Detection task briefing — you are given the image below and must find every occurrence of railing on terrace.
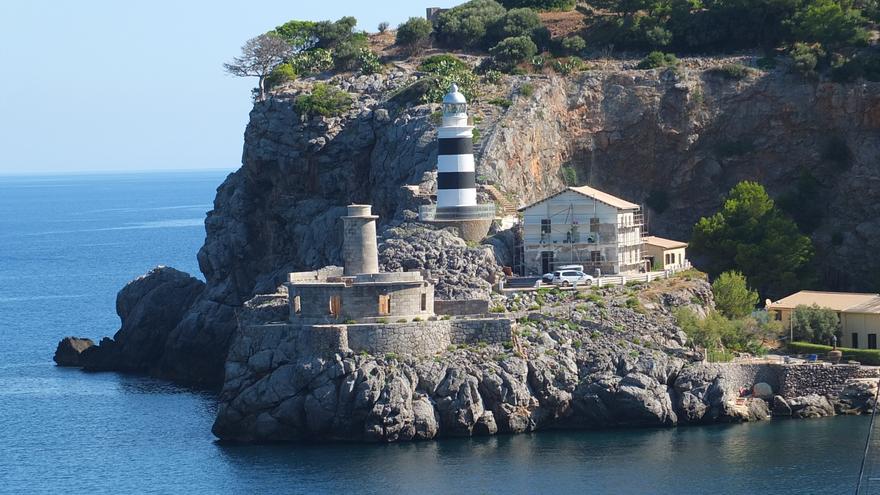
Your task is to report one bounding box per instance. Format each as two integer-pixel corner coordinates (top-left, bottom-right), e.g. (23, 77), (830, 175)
(499, 261), (693, 292)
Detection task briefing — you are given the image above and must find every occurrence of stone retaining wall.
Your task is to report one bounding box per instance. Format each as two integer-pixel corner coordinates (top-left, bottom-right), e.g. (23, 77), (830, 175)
(243, 318), (513, 360)
(705, 362), (880, 398)
(434, 299), (490, 316)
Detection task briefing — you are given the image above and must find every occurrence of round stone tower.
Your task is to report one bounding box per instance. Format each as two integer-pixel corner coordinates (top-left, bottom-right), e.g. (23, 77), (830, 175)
(342, 204), (379, 276)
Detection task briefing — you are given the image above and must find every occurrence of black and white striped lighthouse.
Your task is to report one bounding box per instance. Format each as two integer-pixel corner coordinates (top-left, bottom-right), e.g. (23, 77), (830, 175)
(437, 83), (477, 210)
(418, 84), (495, 242)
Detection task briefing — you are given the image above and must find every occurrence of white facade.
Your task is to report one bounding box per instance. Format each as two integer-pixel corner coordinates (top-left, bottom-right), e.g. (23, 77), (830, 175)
(520, 187), (643, 275)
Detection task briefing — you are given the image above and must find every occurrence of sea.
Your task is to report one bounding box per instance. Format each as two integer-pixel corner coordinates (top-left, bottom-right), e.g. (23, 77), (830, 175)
(0, 170), (878, 494)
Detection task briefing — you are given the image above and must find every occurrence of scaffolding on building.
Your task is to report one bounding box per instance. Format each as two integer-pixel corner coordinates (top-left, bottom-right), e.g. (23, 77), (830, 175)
(516, 200), (647, 276)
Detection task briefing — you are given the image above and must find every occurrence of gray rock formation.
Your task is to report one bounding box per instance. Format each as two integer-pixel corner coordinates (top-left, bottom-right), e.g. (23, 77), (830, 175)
(76, 266), (205, 378)
(53, 337), (94, 367)
(71, 60), (880, 388)
(212, 284), (795, 443)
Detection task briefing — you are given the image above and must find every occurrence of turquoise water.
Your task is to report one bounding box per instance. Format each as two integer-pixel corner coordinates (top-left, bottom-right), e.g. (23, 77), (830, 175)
(0, 171), (875, 494)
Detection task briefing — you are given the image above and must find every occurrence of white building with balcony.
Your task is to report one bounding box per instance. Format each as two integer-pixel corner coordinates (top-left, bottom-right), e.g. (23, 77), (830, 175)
(518, 186), (643, 276)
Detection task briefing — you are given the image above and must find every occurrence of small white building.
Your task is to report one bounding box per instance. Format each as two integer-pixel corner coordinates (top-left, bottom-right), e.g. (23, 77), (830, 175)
(518, 186), (643, 276)
(642, 236), (688, 270)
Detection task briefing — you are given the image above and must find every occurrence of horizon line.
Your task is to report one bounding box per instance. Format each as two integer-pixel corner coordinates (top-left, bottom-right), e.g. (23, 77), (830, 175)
(0, 166), (239, 177)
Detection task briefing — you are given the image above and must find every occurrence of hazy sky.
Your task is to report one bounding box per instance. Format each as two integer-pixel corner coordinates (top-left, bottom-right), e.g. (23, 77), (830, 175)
(0, 1), (459, 174)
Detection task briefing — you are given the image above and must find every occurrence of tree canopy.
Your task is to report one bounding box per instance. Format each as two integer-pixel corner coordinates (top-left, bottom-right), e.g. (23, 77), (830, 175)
(791, 304), (841, 344)
(690, 181), (815, 299)
(223, 33), (294, 101)
(711, 271), (760, 319)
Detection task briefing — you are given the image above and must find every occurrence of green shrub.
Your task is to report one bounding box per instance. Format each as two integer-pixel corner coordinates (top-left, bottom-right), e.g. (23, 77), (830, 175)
(396, 318), (408, 323)
(378, 21), (389, 33)
(790, 42), (825, 76)
(490, 36), (538, 70)
(484, 69), (504, 84)
(788, 341), (880, 365)
(490, 305), (506, 313)
(434, 0), (507, 49)
(560, 35), (586, 55)
(561, 165), (578, 185)
(413, 317), (423, 322)
(357, 48), (382, 75)
(377, 318), (388, 324)
(385, 352), (399, 361)
(493, 8), (545, 42)
(572, 339), (583, 349)
(625, 296), (646, 314)
(417, 54), (479, 103)
(552, 56), (586, 75)
(708, 63), (751, 80)
(711, 271), (759, 319)
(520, 82), (535, 97)
(637, 51), (679, 70)
(396, 17), (433, 51)
(265, 62), (297, 89)
(441, 315), (452, 320)
(343, 319), (356, 324)
(294, 83), (352, 117)
(290, 48), (334, 76)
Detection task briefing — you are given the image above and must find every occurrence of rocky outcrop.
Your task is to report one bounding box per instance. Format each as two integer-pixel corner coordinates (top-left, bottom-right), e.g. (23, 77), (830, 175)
(53, 337), (94, 367)
(379, 223), (503, 300)
(74, 267), (206, 378)
(212, 285), (793, 443)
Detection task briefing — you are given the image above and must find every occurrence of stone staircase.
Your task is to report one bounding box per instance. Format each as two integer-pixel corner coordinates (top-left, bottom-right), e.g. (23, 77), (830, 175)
(481, 184), (519, 218)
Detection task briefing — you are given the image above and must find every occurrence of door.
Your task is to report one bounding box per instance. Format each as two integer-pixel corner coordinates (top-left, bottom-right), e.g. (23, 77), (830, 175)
(541, 251), (554, 274)
(869, 334), (877, 350)
(852, 333), (859, 349)
(378, 294), (391, 315)
(329, 295), (342, 318)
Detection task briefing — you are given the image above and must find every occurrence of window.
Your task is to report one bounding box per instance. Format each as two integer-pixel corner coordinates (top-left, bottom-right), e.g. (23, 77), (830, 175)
(590, 251), (601, 263)
(378, 294), (391, 316)
(541, 219), (551, 234)
(329, 295), (342, 317)
(869, 334), (877, 350)
(421, 293), (427, 312)
(774, 311), (782, 322)
(852, 333), (859, 349)
(293, 295), (301, 315)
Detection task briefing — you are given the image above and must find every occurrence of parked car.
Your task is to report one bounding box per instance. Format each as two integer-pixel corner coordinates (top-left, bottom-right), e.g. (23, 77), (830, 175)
(551, 270), (594, 287)
(542, 265), (584, 285)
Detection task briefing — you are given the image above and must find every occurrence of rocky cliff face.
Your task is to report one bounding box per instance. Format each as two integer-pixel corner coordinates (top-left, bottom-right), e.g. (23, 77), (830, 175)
(70, 58), (880, 387)
(211, 281), (875, 443)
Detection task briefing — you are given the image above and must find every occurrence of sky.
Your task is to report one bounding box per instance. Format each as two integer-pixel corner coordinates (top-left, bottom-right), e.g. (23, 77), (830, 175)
(0, 0), (460, 174)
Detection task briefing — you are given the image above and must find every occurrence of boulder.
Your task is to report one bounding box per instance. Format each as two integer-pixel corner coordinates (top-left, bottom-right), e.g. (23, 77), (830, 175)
(53, 337), (94, 367)
(80, 266), (205, 375)
(788, 394), (836, 418)
(752, 382), (773, 399)
(771, 395), (792, 417)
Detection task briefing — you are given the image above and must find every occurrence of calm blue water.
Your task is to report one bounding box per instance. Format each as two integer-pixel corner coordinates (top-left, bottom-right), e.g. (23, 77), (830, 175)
(0, 171), (876, 494)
